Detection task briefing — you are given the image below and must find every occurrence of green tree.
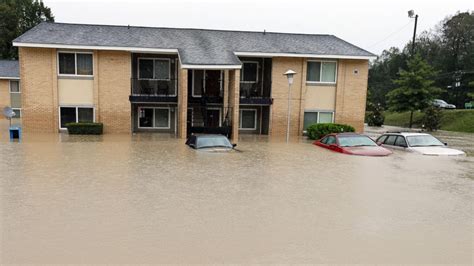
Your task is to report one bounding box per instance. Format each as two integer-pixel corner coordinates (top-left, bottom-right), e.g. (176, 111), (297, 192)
(0, 0), (54, 59)
(387, 55), (442, 128)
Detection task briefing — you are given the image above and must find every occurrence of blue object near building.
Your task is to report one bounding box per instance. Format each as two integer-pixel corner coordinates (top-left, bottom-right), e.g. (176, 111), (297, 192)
(9, 126), (21, 142)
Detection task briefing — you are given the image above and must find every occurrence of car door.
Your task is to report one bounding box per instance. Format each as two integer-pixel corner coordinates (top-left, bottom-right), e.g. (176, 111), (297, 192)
(381, 135), (398, 149)
(393, 136), (408, 150)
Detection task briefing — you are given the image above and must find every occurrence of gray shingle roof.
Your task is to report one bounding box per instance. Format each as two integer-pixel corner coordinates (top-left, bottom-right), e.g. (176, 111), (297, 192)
(14, 22), (375, 66)
(0, 60), (19, 78)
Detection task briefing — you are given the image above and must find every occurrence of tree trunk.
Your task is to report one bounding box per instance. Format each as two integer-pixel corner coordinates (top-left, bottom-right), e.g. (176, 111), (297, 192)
(409, 110), (414, 129)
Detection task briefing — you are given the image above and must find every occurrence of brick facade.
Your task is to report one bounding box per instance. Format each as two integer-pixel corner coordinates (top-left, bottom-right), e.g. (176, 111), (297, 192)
(97, 51), (132, 133)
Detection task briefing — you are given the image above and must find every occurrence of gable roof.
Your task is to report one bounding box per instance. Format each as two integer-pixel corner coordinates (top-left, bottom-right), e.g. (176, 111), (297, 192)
(13, 22), (375, 68)
(0, 60), (19, 79)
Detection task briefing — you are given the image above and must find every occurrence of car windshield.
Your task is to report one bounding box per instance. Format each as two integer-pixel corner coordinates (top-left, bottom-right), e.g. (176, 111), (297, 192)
(338, 135), (377, 147)
(196, 136), (232, 149)
(406, 135), (444, 147)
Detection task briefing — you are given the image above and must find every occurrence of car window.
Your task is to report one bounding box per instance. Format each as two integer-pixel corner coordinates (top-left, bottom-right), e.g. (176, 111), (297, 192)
(394, 136), (408, 147)
(376, 135), (388, 143)
(326, 136), (336, 145)
(384, 135), (397, 145)
(196, 136), (232, 149)
(320, 136), (328, 144)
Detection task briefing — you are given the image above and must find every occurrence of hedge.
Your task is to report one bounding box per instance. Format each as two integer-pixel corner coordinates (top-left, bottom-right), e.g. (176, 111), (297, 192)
(66, 122), (103, 135)
(306, 123), (355, 140)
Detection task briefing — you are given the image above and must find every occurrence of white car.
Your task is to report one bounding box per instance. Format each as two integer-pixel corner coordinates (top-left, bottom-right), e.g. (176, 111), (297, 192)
(433, 99), (456, 109)
(375, 132), (465, 156)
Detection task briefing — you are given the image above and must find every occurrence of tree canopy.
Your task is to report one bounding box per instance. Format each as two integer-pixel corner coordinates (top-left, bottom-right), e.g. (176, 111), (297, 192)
(0, 0), (54, 59)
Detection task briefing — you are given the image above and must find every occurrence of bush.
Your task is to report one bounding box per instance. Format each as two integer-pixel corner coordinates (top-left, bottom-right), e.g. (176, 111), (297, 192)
(366, 103), (385, 127)
(422, 106), (442, 131)
(306, 123), (355, 140)
(66, 122), (103, 135)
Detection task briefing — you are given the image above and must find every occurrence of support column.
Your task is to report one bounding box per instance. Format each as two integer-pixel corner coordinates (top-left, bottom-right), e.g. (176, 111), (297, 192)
(228, 69), (240, 143)
(177, 66), (188, 138)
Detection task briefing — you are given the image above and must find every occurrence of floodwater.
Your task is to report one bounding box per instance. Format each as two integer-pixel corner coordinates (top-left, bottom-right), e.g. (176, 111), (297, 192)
(1, 121), (473, 264)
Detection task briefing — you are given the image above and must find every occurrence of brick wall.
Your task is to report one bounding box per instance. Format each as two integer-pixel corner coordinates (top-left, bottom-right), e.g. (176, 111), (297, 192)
(19, 47), (57, 132)
(270, 57), (305, 137)
(334, 59), (369, 132)
(97, 51), (132, 133)
(0, 80), (10, 119)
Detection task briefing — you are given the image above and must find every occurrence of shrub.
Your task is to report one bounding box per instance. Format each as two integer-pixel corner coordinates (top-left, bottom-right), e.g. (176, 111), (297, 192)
(366, 103), (385, 127)
(306, 123), (355, 140)
(66, 122), (103, 135)
(422, 106), (442, 131)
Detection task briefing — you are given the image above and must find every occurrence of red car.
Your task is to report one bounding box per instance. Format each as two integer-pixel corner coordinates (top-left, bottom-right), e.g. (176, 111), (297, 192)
(313, 133), (392, 156)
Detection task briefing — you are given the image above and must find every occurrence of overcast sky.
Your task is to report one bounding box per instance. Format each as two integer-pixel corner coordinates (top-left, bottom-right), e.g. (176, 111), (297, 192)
(43, 0), (472, 55)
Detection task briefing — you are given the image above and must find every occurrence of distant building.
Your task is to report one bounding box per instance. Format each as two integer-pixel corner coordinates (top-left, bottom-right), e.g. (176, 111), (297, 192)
(13, 22), (375, 141)
(0, 60), (21, 119)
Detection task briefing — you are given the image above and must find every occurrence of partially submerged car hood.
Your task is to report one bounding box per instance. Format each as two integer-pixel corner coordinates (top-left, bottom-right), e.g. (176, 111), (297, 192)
(409, 146), (465, 156)
(343, 146), (392, 156)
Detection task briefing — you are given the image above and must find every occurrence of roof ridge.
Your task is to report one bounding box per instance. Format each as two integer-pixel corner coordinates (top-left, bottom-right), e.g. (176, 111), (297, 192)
(42, 21), (334, 37)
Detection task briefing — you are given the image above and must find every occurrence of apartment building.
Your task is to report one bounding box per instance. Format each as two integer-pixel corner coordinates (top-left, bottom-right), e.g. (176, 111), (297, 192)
(0, 60), (21, 119)
(13, 22), (375, 141)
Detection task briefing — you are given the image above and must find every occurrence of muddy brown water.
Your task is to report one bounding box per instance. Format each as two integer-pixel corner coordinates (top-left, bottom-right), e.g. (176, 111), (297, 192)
(1, 122), (473, 264)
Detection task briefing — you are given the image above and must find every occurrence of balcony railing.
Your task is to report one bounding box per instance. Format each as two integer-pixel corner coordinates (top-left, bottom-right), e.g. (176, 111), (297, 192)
(239, 82), (273, 105)
(131, 78), (177, 96)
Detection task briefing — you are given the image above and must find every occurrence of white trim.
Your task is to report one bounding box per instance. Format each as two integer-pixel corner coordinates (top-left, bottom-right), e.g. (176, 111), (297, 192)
(11, 108), (21, 118)
(306, 60), (337, 84)
(59, 106), (95, 130)
(57, 51), (94, 77)
(137, 57), (171, 81)
(234, 51), (376, 60)
(137, 107), (171, 129)
(0, 77), (20, 80)
(14, 42), (179, 54)
(239, 108), (257, 130)
(9, 80), (20, 93)
(240, 61), (259, 83)
(181, 64), (241, 70)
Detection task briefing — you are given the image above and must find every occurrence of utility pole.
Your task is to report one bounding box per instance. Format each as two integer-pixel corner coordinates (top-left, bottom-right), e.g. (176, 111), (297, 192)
(408, 10), (418, 56)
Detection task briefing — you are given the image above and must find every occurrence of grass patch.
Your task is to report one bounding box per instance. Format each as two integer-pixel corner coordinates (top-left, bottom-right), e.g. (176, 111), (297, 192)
(384, 110), (474, 133)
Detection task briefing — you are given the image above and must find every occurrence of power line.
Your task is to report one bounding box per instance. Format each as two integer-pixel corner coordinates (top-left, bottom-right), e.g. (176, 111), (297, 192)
(368, 21), (413, 50)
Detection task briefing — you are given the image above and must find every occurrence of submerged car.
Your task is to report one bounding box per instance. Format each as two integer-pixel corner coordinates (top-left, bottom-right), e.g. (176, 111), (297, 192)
(433, 99), (456, 109)
(186, 134), (236, 151)
(376, 132), (465, 156)
(314, 133), (392, 156)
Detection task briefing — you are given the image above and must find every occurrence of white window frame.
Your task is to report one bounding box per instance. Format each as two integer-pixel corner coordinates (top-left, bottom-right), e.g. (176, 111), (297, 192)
(57, 51), (94, 77)
(9, 80), (20, 93)
(11, 108), (21, 118)
(137, 107), (171, 129)
(59, 106), (95, 130)
(137, 58), (171, 81)
(192, 70), (223, 97)
(306, 60), (337, 84)
(304, 110), (335, 127)
(240, 61), (259, 83)
(239, 109), (257, 130)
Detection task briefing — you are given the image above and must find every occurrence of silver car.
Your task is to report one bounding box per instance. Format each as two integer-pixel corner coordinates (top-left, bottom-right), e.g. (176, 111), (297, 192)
(376, 132), (465, 156)
(433, 99), (456, 109)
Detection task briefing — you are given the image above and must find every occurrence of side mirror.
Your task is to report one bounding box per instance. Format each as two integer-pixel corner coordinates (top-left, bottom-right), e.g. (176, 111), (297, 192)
(376, 142), (382, 146)
(232, 143), (237, 148)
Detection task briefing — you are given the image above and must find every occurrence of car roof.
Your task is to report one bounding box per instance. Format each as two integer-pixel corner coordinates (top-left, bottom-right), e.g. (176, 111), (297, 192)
(194, 134), (228, 138)
(382, 132), (430, 137)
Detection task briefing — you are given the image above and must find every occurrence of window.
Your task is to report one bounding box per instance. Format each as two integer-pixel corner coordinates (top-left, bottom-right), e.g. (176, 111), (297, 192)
(138, 107), (170, 129)
(60, 106), (94, 129)
(58, 52), (93, 76)
(395, 136), (408, 147)
(326, 136), (337, 145)
(240, 109), (257, 130)
(9, 80), (20, 93)
(376, 135), (388, 144)
(241, 62), (258, 83)
(384, 135), (397, 146)
(192, 70), (223, 97)
(307, 61), (337, 83)
(303, 111), (334, 129)
(12, 108), (21, 118)
(138, 58), (170, 80)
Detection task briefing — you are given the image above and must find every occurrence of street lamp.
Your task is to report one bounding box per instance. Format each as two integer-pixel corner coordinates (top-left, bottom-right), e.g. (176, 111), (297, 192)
(408, 10), (419, 56)
(283, 70), (296, 143)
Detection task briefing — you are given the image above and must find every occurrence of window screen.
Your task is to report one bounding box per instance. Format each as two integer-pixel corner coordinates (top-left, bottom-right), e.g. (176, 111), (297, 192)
(304, 112), (318, 129)
(154, 108), (169, 128)
(58, 53), (75, 75)
(240, 110), (256, 129)
(76, 54), (93, 75)
(307, 62), (321, 82)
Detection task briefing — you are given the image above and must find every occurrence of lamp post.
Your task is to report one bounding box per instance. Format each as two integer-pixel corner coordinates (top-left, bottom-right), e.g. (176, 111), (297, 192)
(283, 70), (296, 143)
(408, 10), (418, 56)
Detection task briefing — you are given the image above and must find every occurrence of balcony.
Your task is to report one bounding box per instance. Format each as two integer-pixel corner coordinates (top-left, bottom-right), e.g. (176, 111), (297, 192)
(129, 78), (177, 103)
(239, 82), (273, 105)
